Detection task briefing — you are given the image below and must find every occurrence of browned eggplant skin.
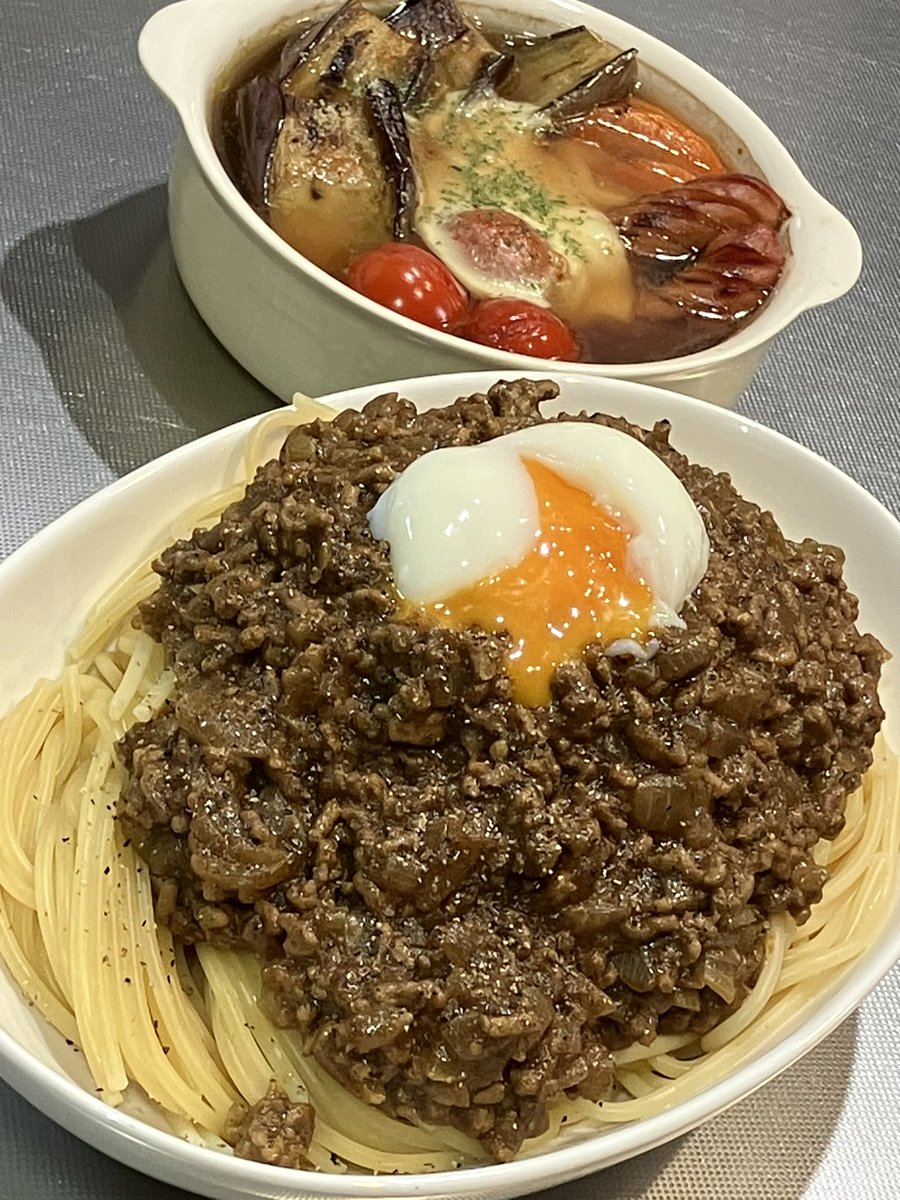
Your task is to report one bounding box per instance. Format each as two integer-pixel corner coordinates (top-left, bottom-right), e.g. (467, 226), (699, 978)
(540, 48), (638, 122)
(232, 75), (285, 214)
(364, 78), (418, 238)
(384, 0), (470, 49)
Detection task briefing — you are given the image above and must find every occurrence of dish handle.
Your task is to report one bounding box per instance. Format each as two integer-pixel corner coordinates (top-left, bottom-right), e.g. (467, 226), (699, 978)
(794, 188), (863, 311)
(138, 0), (206, 116)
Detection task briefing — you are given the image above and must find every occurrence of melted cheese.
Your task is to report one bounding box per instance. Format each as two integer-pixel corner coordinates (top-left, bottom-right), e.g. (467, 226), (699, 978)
(409, 97), (635, 321)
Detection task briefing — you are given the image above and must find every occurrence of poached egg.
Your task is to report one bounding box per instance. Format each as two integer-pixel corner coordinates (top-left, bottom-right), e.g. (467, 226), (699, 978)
(368, 422), (709, 706)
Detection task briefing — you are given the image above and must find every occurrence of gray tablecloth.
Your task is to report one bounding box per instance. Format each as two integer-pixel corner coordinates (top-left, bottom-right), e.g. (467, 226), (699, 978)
(1, 0), (898, 1196)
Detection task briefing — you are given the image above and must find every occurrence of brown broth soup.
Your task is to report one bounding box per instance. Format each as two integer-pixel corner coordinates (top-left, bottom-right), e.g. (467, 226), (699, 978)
(212, 0), (790, 364)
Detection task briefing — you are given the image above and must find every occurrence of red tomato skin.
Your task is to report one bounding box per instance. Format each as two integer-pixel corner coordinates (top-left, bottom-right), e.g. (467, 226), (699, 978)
(463, 299), (580, 361)
(346, 244), (469, 331)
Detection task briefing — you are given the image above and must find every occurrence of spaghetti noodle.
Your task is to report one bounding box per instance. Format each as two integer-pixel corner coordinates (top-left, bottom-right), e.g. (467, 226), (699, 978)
(0, 395), (896, 1171)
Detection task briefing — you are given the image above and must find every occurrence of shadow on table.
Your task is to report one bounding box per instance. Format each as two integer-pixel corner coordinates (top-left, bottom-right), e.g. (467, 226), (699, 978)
(0, 1015), (858, 1200)
(0, 186), (275, 478)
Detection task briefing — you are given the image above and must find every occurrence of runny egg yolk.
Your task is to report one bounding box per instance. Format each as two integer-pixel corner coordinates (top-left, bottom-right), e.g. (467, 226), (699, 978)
(427, 460), (655, 707)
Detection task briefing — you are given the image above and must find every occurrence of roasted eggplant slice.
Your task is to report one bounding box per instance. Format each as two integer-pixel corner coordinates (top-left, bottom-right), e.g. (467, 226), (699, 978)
(384, 0), (470, 50)
(267, 97), (393, 274)
(541, 48), (639, 124)
(282, 0), (425, 101)
(365, 79), (417, 239)
(277, 18), (326, 82)
(403, 53), (436, 111)
(429, 27), (508, 97)
(457, 51), (514, 109)
(232, 75), (285, 213)
(498, 26), (621, 108)
(385, 0), (484, 109)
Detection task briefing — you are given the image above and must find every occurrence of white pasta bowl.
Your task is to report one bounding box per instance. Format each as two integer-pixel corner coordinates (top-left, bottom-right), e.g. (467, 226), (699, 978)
(0, 371), (898, 1199)
(139, 0), (862, 407)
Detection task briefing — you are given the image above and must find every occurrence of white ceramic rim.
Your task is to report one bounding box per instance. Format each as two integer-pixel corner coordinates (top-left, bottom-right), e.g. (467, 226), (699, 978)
(0, 369), (897, 1198)
(137, 0), (863, 380)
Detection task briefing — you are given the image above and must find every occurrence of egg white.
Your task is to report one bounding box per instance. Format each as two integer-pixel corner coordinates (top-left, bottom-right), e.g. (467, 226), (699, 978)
(368, 442), (539, 604)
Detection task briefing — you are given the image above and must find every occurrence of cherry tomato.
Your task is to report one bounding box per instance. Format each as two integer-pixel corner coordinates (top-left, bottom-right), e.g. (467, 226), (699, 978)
(346, 243), (468, 331)
(463, 299), (580, 361)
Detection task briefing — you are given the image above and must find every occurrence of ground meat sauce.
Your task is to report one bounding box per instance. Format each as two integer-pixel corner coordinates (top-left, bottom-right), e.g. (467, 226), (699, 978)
(117, 380), (886, 1163)
(224, 1084), (316, 1169)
